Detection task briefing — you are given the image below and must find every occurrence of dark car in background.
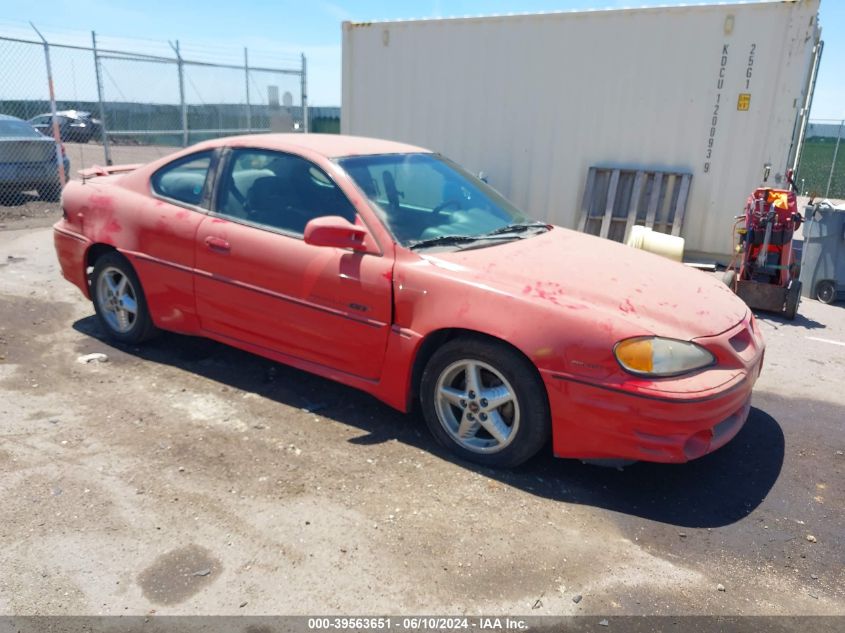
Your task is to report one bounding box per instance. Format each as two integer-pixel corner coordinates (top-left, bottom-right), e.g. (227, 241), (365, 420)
(29, 110), (102, 143)
(0, 114), (70, 202)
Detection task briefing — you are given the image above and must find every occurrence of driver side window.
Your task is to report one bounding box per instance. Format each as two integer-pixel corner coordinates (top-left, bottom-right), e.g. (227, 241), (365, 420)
(216, 148), (357, 236)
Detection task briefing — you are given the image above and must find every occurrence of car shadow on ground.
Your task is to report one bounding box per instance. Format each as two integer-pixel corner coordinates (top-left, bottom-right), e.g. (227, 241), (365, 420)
(73, 316), (785, 530)
(757, 310), (827, 329)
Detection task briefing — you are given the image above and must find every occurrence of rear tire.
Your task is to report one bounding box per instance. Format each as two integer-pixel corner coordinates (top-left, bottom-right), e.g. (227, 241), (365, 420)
(91, 252), (158, 344)
(815, 280), (836, 305)
(420, 337), (551, 468)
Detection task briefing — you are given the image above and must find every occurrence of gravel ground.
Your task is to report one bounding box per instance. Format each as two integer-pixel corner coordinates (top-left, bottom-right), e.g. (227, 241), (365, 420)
(0, 210), (843, 617)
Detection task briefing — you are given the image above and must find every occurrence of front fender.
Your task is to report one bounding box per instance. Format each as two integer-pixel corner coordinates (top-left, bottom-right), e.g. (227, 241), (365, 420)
(374, 251), (643, 411)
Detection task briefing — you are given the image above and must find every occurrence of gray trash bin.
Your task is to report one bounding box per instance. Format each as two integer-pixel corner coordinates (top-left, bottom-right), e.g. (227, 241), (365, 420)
(799, 203), (845, 304)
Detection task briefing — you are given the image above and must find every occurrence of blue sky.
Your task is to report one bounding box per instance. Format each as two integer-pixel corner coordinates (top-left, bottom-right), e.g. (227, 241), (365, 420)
(0, 0), (842, 119)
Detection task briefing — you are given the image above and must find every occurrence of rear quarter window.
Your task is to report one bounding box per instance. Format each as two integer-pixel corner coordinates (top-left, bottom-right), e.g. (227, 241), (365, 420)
(151, 151), (213, 206)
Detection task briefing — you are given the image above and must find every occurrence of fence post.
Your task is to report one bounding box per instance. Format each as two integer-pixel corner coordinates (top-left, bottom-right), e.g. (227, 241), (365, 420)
(30, 22), (66, 187)
(91, 31), (113, 166)
(170, 40), (188, 147)
(826, 120), (843, 199)
(244, 47), (252, 134)
(301, 53), (308, 133)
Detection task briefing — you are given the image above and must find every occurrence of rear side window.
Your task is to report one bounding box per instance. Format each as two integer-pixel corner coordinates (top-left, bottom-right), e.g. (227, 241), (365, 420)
(151, 151), (213, 207)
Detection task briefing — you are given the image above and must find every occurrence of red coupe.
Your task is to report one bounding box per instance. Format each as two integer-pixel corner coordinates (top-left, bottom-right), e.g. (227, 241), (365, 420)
(54, 134), (764, 468)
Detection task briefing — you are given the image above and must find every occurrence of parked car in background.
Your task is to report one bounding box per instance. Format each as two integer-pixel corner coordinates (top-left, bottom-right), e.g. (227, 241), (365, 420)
(0, 114), (69, 202)
(29, 110), (102, 143)
(53, 134), (764, 468)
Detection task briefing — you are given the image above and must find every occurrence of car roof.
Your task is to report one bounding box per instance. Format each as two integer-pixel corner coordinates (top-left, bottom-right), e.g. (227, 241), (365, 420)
(217, 133), (431, 159)
(0, 114), (25, 122)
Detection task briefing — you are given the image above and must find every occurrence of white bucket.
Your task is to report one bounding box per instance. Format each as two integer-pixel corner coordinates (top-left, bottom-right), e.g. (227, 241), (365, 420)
(625, 226), (685, 262)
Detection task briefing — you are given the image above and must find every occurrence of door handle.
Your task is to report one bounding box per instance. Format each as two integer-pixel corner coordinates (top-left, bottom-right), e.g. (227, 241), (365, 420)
(204, 236), (230, 252)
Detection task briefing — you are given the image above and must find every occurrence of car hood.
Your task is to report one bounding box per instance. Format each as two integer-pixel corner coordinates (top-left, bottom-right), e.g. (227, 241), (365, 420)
(420, 226), (747, 340)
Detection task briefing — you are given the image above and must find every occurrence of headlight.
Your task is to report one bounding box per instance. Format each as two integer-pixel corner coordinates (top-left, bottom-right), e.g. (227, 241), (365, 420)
(614, 337), (715, 377)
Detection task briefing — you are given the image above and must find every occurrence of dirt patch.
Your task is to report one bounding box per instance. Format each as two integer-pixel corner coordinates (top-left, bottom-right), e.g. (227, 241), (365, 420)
(137, 544), (222, 605)
(0, 294), (79, 389)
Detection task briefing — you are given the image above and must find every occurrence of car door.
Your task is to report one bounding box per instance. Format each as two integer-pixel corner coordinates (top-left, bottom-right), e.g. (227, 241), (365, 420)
(193, 147), (393, 380)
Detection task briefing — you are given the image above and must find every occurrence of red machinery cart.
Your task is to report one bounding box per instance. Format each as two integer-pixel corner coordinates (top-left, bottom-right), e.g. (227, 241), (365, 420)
(724, 181), (803, 320)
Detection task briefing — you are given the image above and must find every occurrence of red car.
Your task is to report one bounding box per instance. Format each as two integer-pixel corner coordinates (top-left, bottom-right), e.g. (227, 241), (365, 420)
(54, 134), (764, 468)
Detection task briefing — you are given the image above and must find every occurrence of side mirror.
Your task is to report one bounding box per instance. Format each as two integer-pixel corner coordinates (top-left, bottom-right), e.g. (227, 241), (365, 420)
(304, 216), (369, 251)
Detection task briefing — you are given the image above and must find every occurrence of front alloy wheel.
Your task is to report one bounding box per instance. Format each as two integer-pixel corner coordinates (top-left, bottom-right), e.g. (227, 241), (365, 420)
(435, 359), (520, 453)
(420, 337), (550, 468)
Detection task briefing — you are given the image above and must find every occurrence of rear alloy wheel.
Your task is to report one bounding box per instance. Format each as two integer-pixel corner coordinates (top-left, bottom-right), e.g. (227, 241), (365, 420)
(815, 280), (836, 305)
(420, 337), (550, 468)
(91, 252), (157, 344)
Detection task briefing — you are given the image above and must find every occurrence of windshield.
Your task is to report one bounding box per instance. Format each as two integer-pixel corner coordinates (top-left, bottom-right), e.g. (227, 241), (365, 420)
(0, 120), (42, 139)
(337, 153), (541, 248)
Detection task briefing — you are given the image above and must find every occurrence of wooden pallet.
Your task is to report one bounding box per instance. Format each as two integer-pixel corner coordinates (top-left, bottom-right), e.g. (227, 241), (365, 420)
(577, 167), (692, 242)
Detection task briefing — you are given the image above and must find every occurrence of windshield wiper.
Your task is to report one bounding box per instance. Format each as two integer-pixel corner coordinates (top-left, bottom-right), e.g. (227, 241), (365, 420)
(407, 222), (549, 250)
(407, 233), (520, 250)
(482, 221), (549, 236)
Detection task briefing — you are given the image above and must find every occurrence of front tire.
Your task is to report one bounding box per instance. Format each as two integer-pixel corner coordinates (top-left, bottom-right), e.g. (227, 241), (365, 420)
(91, 252), (158, 344)
(420, 337), (551, 468)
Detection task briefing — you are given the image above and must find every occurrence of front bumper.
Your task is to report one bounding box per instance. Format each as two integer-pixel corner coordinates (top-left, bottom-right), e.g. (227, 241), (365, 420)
(541, 315), (764, 463)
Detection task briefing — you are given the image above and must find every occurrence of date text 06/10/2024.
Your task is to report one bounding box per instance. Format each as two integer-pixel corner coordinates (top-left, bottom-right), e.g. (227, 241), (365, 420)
(307, 617), (529, 630)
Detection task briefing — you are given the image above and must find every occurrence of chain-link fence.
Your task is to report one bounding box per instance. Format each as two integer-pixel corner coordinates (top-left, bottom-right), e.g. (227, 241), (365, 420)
(796, 119), (845, 200)
(0, 23), (325, 208)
